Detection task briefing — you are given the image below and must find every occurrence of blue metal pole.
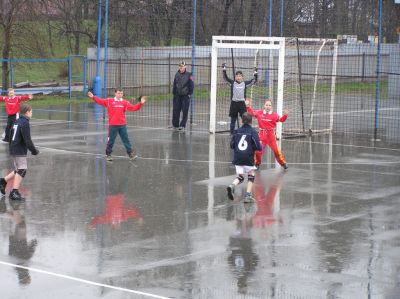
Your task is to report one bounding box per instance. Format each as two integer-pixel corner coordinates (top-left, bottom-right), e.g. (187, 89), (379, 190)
(83, 56), (87, 96)
(190, 0), (197, 125)
(103, 0), (109, 98)
(280, 0), (284, 37)
(68, 56), (72, 99)
(268, 0), (273, 36)
(374, 0), (382, 140)
(93, 0), (102, 96)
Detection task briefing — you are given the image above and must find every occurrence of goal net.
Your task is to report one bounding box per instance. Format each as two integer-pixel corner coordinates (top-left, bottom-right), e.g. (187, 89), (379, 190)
(209, 36), (338, 137)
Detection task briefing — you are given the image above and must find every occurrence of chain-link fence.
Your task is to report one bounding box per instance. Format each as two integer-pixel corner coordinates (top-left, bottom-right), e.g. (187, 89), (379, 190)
(87, 42), (400, 141)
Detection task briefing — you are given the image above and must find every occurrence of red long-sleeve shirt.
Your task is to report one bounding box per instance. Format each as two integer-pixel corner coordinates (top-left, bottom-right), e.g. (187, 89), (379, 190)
(92, 96), (143, 125)
(247, 106), (287, 130)
(0, 95), (30, 115)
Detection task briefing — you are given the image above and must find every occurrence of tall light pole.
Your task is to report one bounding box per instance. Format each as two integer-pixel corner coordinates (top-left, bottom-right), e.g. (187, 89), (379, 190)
(374, 0), (382, 140)
(93, 0), (102, 96)
(103, 0), (109, 98)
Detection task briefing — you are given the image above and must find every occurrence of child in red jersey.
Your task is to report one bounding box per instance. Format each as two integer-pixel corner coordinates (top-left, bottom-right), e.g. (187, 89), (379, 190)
(245, 98), (288, 169)
(0, 88), (33, 142)
(87, 89), (146, 161)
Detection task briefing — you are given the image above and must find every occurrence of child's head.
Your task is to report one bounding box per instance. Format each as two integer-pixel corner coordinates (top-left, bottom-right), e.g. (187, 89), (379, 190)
(263, 99), (273, 112)
(235, 71), (243, 82)
(7, 88), (14, 97)
(241, 112), (252, 125)
(114, 88), (123, 99)
(20, 103), (32, 118)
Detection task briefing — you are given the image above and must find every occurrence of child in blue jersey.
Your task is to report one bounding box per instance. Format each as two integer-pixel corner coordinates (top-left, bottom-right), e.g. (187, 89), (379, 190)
(227, 112), (262, 203)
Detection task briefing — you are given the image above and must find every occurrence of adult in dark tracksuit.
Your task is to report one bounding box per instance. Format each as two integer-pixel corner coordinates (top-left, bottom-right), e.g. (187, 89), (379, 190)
(172, 61), (194, 131)
(222, 64), (258, 134)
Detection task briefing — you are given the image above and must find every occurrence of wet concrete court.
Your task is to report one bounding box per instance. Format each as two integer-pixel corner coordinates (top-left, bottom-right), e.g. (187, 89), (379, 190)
(0, 109), (399, 299)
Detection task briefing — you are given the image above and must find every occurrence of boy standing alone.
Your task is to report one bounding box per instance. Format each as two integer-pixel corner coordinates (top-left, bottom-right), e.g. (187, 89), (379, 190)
(222, 64), (258, 135)
(88, 89), (146, 161)
(0, 88), (33, 142)
(227, 112), (262, 203)
(0, 103), (39, 200)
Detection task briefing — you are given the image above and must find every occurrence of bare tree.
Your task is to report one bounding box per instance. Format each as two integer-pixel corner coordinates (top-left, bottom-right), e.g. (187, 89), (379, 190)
(0, 0), (31, 91)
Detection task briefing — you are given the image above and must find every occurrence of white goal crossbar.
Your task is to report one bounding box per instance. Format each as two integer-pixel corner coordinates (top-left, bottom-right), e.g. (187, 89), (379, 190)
(209, 36), (286, 137)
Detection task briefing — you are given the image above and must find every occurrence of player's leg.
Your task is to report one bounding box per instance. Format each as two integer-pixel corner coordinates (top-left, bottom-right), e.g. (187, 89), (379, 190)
(267, 132), (287, 167)
(227, 165), (245, 200)
(119, 125), (136, 160)
(255, 132), (267, 167)
(3, 114), (16, 142)
(9, 156), (27, 200)
(0, 168), (16, 195)
(105, 126), (119, 160)
(244, 168), (256, 203)
(229, 102), (239, 135)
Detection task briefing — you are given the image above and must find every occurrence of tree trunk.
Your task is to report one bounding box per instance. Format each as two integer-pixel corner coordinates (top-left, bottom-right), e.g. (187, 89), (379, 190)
(218, 0), (235, 35)
(1, 24), (12, 93)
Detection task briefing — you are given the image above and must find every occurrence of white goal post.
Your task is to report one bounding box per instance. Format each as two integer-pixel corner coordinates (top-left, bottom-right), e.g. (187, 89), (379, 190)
(209, 36), (286, 141)
(209, 36), (339, 139)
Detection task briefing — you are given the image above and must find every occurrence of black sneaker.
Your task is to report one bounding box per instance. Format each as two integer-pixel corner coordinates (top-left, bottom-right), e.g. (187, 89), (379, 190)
(9, 190), (24, 201)
(243, 193), (255, 203)
(0, 178), (6, 195)
(282, 163), (288, 170)
(227, 184), (235, 200)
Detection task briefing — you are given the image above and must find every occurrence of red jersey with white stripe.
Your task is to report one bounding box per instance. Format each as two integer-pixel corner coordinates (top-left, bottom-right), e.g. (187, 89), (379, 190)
(92, 96), (143, 125)
(247, 106), (287, 130)
(0, 95), (30, 115)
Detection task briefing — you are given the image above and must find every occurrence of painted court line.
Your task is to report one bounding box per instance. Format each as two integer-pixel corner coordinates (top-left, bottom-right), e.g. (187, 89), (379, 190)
(36, 146), (400, 166)
(0, 260), (170, 299)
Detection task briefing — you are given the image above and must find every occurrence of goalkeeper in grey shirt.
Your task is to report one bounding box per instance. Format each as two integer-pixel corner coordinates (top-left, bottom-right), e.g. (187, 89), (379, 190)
(222, 63), (258, 134)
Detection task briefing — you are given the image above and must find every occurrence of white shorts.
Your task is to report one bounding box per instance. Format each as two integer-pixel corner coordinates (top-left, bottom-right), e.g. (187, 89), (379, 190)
(13, 156), (28, 170)
(235, 165), (256, 175)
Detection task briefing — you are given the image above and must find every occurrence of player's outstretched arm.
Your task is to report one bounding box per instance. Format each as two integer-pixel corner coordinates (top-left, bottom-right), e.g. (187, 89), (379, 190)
(138, 95), (147, 104)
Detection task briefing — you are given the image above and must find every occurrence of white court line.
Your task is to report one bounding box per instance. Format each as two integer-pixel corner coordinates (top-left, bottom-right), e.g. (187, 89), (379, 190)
(29, 117), (204, 133)
(0, 260), (170, 299)
(285, 138), (400, 152)
(36, 146), (400, 165)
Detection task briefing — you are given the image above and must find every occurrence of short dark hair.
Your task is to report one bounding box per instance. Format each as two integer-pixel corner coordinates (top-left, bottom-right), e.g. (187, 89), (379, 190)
(20, 103), (31, 115)
(114, 88), (123, 93)
(235, 71), (243, 76)
(241, 112), (252, 125)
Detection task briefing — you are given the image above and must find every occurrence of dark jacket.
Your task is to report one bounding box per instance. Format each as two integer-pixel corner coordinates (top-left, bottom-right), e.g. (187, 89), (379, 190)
(231, 124), (262, 166)
(9, 115), (39, 156)
(173, 70), (194, 96)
